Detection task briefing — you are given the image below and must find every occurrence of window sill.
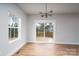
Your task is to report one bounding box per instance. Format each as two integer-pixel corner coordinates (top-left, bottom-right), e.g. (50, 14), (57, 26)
(9, 38), (19, 44)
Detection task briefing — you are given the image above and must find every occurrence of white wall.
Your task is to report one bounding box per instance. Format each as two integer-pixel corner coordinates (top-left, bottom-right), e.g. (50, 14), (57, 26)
(27, 14), (79, 44)
(77, 17), (79, 42)
(0, 4), (27, 56)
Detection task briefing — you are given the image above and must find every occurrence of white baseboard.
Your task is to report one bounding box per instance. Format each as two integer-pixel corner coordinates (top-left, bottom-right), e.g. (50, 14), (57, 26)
(55, 41), (79, 45)
(7, 42), (26, 56)
(27, 41), (79, 45)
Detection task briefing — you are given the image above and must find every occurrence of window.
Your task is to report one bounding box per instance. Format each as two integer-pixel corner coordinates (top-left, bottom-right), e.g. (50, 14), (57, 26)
(8, 14), (21, 41)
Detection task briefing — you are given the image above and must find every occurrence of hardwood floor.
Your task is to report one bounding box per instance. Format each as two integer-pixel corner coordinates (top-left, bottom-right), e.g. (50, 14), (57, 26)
(14, 43), (79, 56)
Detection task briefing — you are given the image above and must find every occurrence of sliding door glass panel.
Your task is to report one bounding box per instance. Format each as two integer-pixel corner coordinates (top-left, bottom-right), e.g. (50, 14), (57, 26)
(36, 23), (44, 41)
(45, 22), (53, 38)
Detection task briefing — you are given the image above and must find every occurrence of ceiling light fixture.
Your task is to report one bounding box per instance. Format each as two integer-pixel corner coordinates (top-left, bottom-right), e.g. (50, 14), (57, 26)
(39, 3), (53, 18)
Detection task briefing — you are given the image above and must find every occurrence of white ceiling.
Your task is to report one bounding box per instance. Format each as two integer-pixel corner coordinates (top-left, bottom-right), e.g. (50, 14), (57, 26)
(17, 3), (79, 15)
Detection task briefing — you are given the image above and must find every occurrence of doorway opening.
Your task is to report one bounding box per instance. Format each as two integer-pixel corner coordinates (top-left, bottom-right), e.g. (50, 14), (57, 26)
(36, 22), (55, 43)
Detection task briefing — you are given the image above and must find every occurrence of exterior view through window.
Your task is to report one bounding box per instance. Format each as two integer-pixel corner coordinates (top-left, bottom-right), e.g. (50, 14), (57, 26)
(36, 22), (54, 42)
(8, 14), (21, 41)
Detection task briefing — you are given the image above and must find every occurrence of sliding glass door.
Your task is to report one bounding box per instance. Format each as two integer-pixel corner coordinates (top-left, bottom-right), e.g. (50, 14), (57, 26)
(36, 22), (54, 42)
